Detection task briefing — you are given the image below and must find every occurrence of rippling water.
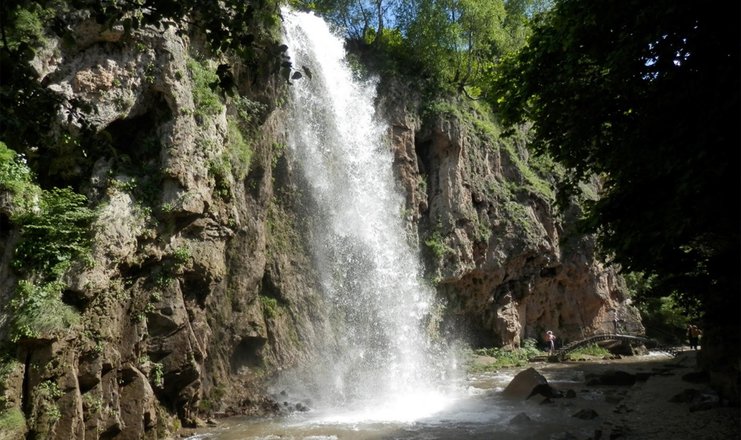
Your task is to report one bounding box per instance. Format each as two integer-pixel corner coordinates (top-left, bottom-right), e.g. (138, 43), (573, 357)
(185, 364), (611, 440)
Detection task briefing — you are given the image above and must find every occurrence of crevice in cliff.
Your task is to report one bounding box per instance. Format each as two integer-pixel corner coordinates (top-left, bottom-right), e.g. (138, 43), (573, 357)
(182, 272), (209, 308)
(61, 288), (89, 311)
(230, 337), (266, 372)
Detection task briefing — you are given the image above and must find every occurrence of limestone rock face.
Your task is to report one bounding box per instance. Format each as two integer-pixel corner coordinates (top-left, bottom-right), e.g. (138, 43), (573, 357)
(380, 85), (642, 349)
(0, 12), (327, 440)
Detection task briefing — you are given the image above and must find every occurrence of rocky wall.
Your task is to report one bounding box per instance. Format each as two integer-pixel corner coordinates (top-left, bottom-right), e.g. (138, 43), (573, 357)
(0, 13), (326, 440)
(379, 82), (643, 350)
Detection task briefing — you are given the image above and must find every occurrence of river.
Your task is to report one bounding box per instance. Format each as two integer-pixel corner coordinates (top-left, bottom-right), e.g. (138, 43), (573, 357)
(181, 358), (643, 440)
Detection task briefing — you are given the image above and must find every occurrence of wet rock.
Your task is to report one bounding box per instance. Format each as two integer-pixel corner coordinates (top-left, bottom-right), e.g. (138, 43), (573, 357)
(530, 383), (563, 400)
(612, 403), (633, 414)
(549, 432), (578, 440)
(634, 371), (652, 381)
(503, 367), (559, 400)
(669, 388), (702, 403)
(565, 389), (577, 398)
(509, 412), (532, 425)
(669, 388), (720, 412)
(682, 371), (710, 383)
(588, 370), (636, 386)
(572, 408), (599, 419)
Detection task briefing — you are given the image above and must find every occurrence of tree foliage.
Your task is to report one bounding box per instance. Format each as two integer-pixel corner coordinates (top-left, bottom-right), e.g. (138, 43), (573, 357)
(294, 0), (401, 41)
(300, 0), (547, 94)
(397, 0), (507, 93)
(490, 0), (739, 323)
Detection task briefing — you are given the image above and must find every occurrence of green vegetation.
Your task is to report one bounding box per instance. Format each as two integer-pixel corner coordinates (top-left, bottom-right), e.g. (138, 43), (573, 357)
(1, 0), (283, 190)
(82, 394), (103, 414)
(628, 271), (695, 344)
(31, 380), (63, 425)
(226, 118), (253, 180)
(3, 2), (52, 50)
(0, 355), (22, 428)
(0, 146), (94, 342)
(151, 362), (164, 387)
(260, 296), (279, 319)
(490, 1), (739, 381)
(424, 229), (454, 259)
(468, 338), (543, 371)
(484, 0), (739, 402)
(187, 58), (223, 119)
(300, 0), (549, 94)
(266, 203), (301, 256)
(0, 407), (26, 433)
(9, 280), (79, 342)
(0, 142), (40, 213)
(172, 246), (191, 268)
(564, 343), (611, 361)
(12, 188), (95, 279)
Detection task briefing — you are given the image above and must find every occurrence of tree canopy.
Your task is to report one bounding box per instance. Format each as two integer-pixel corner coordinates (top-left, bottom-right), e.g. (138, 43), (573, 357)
(296, 0), (550, 94)
(489, 0), (739, 385)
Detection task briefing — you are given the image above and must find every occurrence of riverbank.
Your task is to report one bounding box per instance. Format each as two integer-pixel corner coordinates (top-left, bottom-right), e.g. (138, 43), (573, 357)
(533, 349), (740, 439)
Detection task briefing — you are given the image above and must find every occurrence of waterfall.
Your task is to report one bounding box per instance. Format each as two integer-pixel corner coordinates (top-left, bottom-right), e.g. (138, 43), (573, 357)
(280, 8), (455, 421)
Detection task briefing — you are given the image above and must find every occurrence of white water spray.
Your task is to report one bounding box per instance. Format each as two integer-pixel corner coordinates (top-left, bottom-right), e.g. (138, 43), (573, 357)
(280, 9), (457, 421)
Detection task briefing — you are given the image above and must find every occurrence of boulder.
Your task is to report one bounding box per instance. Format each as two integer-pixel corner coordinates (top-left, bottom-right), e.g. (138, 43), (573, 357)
(502, 367), (559, 400)
(587, 370), (637, 386)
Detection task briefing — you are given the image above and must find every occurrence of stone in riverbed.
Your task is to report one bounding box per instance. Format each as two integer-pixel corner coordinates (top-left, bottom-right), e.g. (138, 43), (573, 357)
(586, 369), (636, 386)
(572, 408), (599, 419)
(508, 412), (532, 425)
(502, 367), (561, 400)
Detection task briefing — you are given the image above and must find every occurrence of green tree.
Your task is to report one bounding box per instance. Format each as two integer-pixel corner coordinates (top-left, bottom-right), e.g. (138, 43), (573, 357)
(490, 0), (739, 400)
(397, 0), (508, 93)
(295, 0), (401, 42)
(302, 0), (542, 94)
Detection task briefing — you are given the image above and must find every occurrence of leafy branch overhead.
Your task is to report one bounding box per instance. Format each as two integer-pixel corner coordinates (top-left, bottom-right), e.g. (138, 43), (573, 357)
(489, 0), (739, 310)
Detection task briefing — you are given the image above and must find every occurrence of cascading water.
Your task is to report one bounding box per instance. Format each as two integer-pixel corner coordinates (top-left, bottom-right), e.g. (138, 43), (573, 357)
(280, 8), (455, 421)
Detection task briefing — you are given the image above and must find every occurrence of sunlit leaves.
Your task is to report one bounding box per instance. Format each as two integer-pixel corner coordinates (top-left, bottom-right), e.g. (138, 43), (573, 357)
(489, 0), (739, 310)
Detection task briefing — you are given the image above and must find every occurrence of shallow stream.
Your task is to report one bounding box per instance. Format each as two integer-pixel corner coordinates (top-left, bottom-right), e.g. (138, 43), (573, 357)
(184, 362), (619, 440)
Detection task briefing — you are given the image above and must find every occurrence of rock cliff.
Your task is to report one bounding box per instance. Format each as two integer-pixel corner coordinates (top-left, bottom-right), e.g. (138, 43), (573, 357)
(0, 11), (640, 440)
(378, 82), (642, 348)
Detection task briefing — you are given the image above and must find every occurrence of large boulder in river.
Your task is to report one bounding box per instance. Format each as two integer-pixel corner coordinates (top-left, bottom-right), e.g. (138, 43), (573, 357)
(503, 367), (560, 400)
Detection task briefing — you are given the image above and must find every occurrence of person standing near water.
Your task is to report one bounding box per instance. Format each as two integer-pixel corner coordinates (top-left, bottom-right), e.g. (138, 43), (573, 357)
(545, 330), (556, 354)
(687, 324), (702, 350)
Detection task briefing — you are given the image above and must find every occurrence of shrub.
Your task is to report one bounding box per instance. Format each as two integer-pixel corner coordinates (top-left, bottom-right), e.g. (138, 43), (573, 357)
(9, 280), (79, 342)
(0, 407), (26, 433)
(565, 343), (611, 360)
(425, 230), (454, 259)
(227, 118), (252, 180)
(470, 338), (545, 371)
(12, 187), (95, 278)
(260, 296), (279, 319)
(0, 141), (40, 212)
(187, 58), (222, 118)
